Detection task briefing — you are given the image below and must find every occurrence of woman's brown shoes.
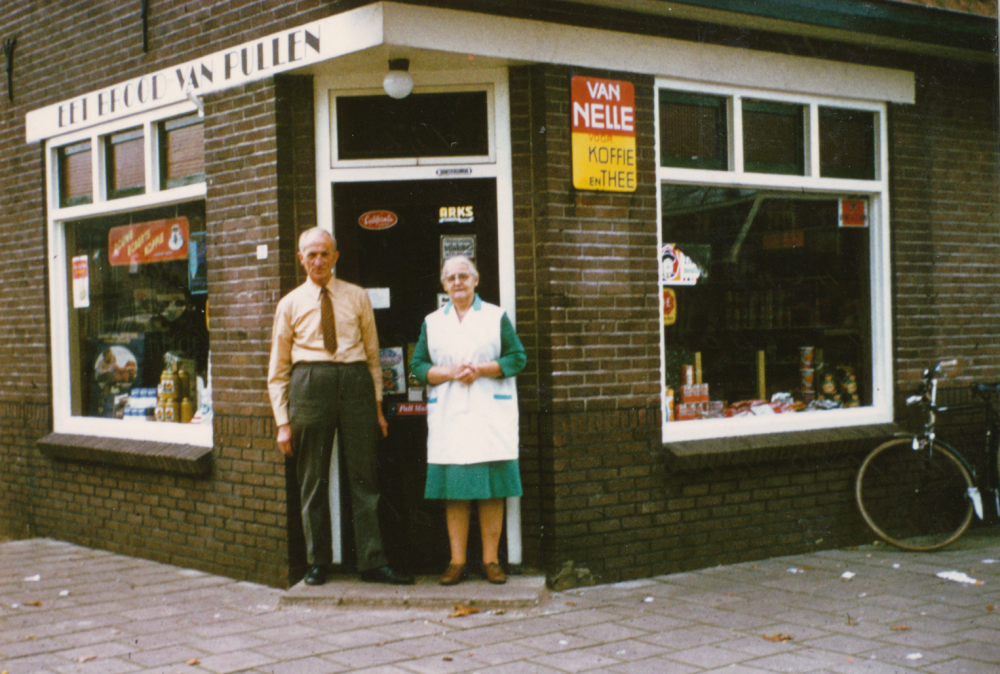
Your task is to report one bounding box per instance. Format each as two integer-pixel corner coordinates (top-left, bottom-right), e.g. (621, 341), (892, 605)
(439, 564), (466, 585)
(439, 562), (507, 585)
(482, 562), (507, 584)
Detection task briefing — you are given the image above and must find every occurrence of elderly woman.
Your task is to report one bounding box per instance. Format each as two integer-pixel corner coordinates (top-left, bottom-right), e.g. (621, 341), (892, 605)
(409, 256), (526, 585)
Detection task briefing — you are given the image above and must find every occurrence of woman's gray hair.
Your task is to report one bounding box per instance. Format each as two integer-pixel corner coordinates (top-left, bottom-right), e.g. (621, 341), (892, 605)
(440, 255), (480, 283)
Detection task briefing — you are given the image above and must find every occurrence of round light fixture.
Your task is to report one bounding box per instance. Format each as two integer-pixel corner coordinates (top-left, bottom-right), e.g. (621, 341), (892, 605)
(383, 58), (413, 99)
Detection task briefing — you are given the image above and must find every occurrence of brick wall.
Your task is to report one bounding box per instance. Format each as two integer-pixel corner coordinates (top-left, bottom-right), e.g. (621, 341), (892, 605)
(511, 53), (999, 583)
(890, 57), (1000, 388)
(0, 1), (327, 584)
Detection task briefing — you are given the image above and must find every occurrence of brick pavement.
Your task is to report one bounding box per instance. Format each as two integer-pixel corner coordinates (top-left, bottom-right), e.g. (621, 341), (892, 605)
(2, 526), (998, 674)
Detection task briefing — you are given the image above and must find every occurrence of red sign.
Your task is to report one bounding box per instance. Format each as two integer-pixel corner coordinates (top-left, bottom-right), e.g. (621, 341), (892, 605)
(395, 402), (427, 416)
(359, 210), (398, 230)
(109, 218), (189, 266)
(839, 199), (868, 228)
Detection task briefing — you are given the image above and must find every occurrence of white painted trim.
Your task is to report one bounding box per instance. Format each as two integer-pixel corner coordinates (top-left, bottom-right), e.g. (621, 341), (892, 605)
(655, 80), (893, 443)
(378, 2), (914, 103)
(315, 67), (520, 565)
(46, 101), (212, 448)
(28, 2), (914, 144)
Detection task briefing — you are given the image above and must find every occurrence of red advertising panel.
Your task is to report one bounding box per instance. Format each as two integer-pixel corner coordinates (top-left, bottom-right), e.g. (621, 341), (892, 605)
(109, 217), (189, 266)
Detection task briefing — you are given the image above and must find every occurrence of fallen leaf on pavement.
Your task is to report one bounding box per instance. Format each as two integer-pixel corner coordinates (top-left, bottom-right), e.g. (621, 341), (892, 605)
(565, 602), (576, 607)
(443, 656), (453, 661)
(763, 634), (793, 642)
(185, 659), (200, 666)
(891, 625), (910, 631)
(24, 601), (42, 607)
(986, 605), (995, 611)
(77, 656), (97, 663)
(448, 605), (480, 618)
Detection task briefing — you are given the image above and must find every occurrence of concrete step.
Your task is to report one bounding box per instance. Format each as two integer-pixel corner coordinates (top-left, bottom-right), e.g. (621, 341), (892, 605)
(281, 573), (549, 610)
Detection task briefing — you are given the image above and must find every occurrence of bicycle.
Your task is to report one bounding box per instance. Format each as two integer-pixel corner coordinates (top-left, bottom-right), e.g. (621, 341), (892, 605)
(855, 360), (1000, 551)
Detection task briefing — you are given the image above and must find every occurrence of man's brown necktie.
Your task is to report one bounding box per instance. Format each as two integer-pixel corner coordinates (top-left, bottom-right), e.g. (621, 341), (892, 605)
(320, 287), (338, 354)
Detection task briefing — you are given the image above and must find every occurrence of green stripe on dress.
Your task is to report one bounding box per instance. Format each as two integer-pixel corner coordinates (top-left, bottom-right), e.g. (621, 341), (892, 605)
(424, 460), (523, 500)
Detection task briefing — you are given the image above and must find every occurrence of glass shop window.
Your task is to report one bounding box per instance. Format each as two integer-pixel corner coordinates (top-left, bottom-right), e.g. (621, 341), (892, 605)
(659, 90), (728, 171)
(661, 185), (871, 422)
(65, 202), (209, 423)
(106, 127), (145, 200)
(58, 140), (93, 207)
(820, 108), (876, 180)
(336, 91), (489, 160)
(160, 114), (205, 189)
(742, 99), (805, 176)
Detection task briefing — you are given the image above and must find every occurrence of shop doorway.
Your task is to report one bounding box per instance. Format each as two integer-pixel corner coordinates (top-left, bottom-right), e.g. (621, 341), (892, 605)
(332, 177), (502, 574)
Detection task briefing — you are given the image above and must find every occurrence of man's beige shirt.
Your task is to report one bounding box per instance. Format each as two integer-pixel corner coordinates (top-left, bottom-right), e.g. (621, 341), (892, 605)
(268, 276), (383, 427)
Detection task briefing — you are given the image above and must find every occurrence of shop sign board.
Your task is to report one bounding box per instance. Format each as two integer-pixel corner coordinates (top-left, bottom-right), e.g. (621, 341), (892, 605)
(25, 6), (387, 142)
(109, 218), (189, 266)
(571, 76), (636, 192)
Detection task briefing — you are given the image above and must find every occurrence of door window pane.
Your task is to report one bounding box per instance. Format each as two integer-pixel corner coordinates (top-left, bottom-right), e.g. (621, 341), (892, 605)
(661, 185), (871, 422)
(820, 108), (876, 180)
(659, 90), (728, 170)
(743, 99), (804, 175)
(59, 141), (93, 207)
(160, 114), (205, 189)
(106, 127), (145, 199)
(65, 202), (209, 422)
(336, 92), (489, 160)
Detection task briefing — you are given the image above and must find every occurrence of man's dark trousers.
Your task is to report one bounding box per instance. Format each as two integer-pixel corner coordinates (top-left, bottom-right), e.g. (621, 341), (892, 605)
(289, 361), (388, 571)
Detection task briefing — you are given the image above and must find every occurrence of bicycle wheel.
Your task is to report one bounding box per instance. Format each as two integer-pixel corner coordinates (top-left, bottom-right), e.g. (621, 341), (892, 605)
(856, 438), (974, 551)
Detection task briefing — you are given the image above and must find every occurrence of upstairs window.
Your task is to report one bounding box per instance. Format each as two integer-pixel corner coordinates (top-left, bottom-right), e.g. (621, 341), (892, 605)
(742, 99), (804, 176)
(58, 140), (93, 207)
(335, 90), (490, 162)
(106, 128), (145, 200)
(659, 90), (728, 171)
(820, 107), (876, 180)
(160, 114), (206, 189)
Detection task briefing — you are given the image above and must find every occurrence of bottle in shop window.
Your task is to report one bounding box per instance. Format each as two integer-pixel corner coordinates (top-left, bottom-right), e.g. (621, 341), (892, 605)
(181, 397), (194, 423)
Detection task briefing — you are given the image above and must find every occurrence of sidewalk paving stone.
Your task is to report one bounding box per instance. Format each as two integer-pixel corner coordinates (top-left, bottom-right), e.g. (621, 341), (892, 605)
(2, 527), (998, 674)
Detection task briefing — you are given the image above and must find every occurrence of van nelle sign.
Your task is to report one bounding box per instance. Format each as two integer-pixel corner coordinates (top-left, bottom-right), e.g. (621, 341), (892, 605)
(25, 11), (374, 143)
(571, 76), (636, 193)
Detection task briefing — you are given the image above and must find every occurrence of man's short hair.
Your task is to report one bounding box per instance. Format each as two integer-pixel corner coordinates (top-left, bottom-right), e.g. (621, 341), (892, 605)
(298, 227), (337, 252)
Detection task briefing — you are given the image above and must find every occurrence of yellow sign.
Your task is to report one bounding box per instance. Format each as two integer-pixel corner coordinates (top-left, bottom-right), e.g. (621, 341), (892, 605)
(571, 76), (636, 192)
(663, 288), (677, 326)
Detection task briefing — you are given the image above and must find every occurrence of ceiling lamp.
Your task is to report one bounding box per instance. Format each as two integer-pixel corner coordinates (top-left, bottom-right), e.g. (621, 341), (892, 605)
(383, 58), (414, 99)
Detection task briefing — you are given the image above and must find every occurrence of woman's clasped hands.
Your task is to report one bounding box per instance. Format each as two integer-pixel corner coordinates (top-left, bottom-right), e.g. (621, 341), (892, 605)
(449, 362), (482, 385)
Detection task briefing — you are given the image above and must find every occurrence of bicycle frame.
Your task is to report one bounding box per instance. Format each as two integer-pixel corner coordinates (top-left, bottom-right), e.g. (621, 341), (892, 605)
(903, 360), (1000, 520)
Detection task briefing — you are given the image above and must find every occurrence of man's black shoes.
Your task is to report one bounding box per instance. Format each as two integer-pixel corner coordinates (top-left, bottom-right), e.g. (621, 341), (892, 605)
(304, 565), (327, 586)
(360, 565), (415, 585)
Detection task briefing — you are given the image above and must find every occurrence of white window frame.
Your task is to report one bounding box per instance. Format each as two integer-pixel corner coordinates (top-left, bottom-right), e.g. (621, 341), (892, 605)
(46, 100), (212, 447)
(656, 78), (893, 443)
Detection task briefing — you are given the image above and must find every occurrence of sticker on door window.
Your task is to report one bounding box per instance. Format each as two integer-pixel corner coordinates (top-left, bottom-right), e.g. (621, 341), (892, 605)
(441, 235), (476, 267)
(359, 210), (398, 230)
(438, 206), (474, 223)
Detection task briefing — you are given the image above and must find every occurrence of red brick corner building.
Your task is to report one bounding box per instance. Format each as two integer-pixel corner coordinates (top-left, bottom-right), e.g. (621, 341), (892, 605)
(1, 0), (997, 587)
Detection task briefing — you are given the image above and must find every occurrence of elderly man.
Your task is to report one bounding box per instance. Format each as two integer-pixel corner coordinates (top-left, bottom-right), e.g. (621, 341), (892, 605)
(268, 227), (413, 586)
